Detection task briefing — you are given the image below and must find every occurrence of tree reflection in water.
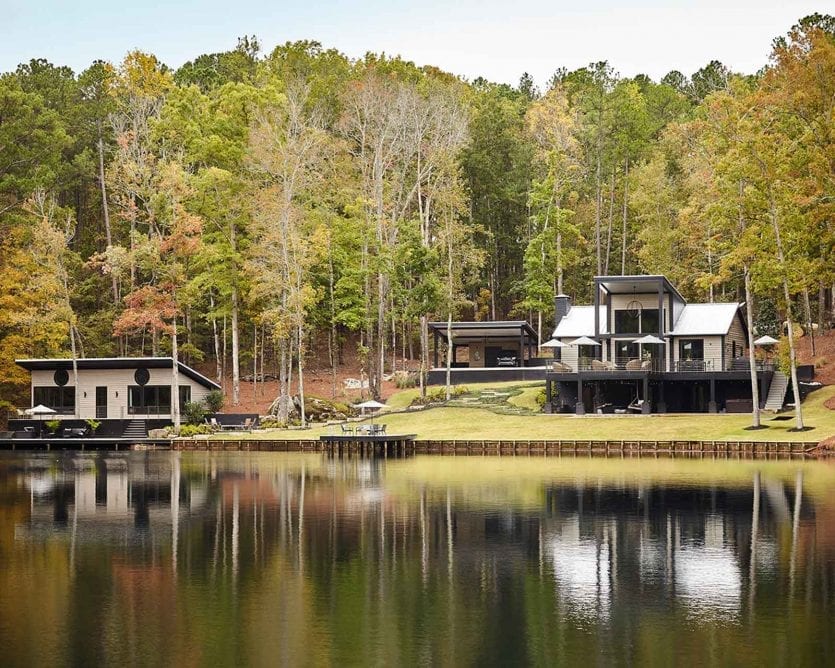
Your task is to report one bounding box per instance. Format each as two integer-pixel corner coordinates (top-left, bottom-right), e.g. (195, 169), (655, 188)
(0, 451), (833, 665)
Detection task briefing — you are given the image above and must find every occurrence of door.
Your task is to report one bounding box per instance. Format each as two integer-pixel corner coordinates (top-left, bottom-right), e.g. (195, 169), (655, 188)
(95, 386), (107, 419)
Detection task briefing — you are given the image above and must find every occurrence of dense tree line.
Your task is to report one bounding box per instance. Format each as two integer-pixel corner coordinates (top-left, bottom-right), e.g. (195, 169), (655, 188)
(0, 16), (832, 423)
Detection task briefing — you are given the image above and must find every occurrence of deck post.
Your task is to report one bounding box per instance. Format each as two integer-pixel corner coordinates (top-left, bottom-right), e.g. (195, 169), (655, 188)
(642, 376), (650, 414)
(657, 381), (667, 413)
(519, 328), (525, 367)
(709, 378), (717, 413)
(575, 377), (585, 415)
(433, 330), (439, 368)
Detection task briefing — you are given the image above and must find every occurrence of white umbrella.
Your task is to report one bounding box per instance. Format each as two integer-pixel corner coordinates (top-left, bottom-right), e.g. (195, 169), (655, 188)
(632, 334), (666, 345)
(353, 399), (387, 431)
(754, 335), (779, 346)
(570, 336), (601, 346)
(540, 338), (568, 348)
(25, 404), (56, 437)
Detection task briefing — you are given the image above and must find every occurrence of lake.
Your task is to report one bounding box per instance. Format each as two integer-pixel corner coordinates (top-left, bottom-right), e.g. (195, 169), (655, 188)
(0, 451), (833, 666)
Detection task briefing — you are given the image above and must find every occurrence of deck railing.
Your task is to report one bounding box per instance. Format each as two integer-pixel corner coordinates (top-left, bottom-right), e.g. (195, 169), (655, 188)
(554, 357), (778, 374)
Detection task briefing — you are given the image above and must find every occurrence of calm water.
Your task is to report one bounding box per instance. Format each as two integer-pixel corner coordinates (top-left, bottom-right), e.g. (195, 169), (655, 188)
(1, 452), (834, 667)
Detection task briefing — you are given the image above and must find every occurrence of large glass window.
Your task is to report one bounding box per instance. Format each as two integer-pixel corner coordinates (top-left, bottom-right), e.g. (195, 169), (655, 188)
(614, 308), (661, 334)
(179, 386), (191, 410)
(128, 386), (172, 414)
(33, 387), (75, 414)
(679, 339), (704, 361)
(615, 341), (639, 361)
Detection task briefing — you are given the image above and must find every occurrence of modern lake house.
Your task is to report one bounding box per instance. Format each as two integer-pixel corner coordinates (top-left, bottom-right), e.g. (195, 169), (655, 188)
(545, 275), (784, 414)
(13, 357), (220, 438)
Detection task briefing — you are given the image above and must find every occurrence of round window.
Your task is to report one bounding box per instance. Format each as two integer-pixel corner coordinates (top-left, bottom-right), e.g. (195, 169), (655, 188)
(134, 368), (150, 386)
(53, 368), (69, 386)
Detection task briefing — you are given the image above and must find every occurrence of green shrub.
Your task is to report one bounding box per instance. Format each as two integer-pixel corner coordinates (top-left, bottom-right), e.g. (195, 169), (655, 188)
(259, 417), (284, 429)
(183, 401), (207, 426)
(45, 419), (61, 433)
(394, 370), (417, 389)
(535, 389), (547, 408)
(179, 424), (212, 437)
(85, 418), (101, 433)
(205, 389), (225, 413)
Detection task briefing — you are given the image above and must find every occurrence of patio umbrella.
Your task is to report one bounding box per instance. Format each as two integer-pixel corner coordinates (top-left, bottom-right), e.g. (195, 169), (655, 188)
(540, 338), (568, 348)
(632, 334), (666, 345)
(353, 399), (387, 430)
(25, 404), (56, 437)
(754, 335), (779, 346)
(570, 336), (601, 346)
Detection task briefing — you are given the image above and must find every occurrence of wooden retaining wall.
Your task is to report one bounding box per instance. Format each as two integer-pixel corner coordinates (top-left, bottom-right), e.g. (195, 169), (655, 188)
(173, 438), (821, 456)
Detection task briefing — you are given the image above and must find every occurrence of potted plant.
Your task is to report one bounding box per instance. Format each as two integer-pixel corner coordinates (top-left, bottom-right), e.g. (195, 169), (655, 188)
(85, 418), (101, 436)
(45, 419), (61, 435)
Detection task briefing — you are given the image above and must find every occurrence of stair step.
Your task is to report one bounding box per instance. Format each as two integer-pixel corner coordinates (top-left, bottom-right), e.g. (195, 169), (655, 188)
(122, 420), (148, 439)
(764, 371), (789, 411)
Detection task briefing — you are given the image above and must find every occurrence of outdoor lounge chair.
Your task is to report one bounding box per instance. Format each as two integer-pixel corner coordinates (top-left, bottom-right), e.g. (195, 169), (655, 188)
(340, 423), (355, 435)
(591, 360), (614, 371)
(551, 361), (572, 372)
(625, 359), (643, 371)
(627, 398), (644, 412)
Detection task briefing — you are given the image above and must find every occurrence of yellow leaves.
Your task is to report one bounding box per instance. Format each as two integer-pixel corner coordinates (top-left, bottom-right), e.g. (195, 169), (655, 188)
(114, 50), (173, 100)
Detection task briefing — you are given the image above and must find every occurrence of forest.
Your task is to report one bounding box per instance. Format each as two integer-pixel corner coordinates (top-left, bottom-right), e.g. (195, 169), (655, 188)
(0, 14), (832, 424)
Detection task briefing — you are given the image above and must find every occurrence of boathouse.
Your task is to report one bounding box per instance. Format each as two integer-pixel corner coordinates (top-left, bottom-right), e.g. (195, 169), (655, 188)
(13, 357), (220, 437)
(544, 275), (785, 414)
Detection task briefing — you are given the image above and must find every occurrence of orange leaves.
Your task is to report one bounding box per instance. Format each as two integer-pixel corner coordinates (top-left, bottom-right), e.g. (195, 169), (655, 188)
(114, 284), (178, 336)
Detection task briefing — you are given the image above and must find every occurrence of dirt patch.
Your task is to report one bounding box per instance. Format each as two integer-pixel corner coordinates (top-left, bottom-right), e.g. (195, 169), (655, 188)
(194, 342), (417, 415)
(797, 329), (835, 385)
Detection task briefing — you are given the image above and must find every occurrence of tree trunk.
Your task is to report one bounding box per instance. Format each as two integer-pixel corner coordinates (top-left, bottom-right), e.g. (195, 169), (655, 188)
(621, 158), (629, 275)
(803, 287), (815, 356)
(419, 314), (428, 398)
(298, 323), (306, 428)
(770, 196), (804, 430)
(744, 267), (761, 428)
(445, 311), (452, 401)
(604, 168), (615, 275)
(171, 314), (181, 430)
(231, 288), (240, 406)
(253, 324), (258, 399)
(210, 295), (221, 383)
(97, 124), (119, 306)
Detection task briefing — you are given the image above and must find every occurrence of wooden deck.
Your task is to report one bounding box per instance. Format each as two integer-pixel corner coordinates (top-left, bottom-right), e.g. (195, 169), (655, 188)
(319, 433), (417, 457)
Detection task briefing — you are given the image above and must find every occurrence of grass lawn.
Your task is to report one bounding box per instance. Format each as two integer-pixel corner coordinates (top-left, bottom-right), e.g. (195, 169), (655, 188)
(207, 381), (835, 443)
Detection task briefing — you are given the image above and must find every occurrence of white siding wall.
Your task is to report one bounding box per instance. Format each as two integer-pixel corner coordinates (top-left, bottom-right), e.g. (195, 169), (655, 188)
(559, 345), (579, 371)
(671, 336), (723, 371)
(30, 367), (212, 419)
(724, 314), (747, 367)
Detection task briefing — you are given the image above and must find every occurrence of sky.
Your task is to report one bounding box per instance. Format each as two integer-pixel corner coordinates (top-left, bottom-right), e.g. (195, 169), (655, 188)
(1, 0), (825, 85)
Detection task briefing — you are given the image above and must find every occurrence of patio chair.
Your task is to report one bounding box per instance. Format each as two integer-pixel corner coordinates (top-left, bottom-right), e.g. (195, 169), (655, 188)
(242, 418), (253, 432)
(551, 361), (573, 372)
(340, 423), (355, 435)
(627, 398), (644, 412)
(625, 359), (643, 371)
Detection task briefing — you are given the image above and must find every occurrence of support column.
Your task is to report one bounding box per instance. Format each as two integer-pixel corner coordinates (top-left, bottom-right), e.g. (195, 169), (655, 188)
(575, 378), (585, 415)
(642, 375), (651, 414)
(519, 329), (525, 367)
(709, 378), (717, 413)
(657, 381), (667, 413)
(433, 330), (439, 368)
(545, 378), (553, 413)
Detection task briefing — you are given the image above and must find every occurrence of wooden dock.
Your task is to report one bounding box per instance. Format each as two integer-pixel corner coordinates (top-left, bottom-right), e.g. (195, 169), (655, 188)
(0, 436), (171, 451)
(319, 434), (416, 457)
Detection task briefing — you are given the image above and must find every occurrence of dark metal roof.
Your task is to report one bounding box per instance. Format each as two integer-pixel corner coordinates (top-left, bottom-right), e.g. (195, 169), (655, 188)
(15, 357), (221, 390)
(427, 321), (538, 342)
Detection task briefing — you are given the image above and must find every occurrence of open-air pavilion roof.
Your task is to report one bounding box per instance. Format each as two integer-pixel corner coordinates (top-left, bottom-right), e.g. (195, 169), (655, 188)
(427, 321), (538, 343)
(594, 275), (685, 303)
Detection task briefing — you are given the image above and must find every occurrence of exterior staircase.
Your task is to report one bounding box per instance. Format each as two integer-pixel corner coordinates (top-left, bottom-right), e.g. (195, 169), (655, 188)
(764, 371), (789, 412)
(121, 419), (148, 440)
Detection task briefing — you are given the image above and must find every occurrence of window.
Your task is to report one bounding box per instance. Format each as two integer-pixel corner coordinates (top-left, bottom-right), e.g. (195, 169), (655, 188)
(614, 308), (662, 334)
(679, 339), (704, 361)
(33, 387), (75, 414)
(128, 386), (172, 414)
(615, 341), (638, 361)
(179, 386), (191, 410)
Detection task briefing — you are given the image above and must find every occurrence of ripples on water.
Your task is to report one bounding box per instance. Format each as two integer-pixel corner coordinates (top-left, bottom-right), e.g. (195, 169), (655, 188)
(0, 452), (833, 666)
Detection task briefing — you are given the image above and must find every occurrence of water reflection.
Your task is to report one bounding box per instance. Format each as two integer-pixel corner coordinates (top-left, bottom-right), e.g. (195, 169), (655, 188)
(0, 452), (833, 665)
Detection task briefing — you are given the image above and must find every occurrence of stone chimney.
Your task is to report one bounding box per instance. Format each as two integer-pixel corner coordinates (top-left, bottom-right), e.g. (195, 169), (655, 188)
(554, 294), (572, 332)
